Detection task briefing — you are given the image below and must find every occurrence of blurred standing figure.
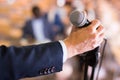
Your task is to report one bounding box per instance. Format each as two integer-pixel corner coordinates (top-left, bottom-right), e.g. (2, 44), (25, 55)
(47, 1), (66, 41)
(23, 6), (54, 43)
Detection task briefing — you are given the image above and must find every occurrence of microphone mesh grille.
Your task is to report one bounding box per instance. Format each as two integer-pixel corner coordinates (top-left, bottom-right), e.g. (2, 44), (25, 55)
(69, 10), (87, 27)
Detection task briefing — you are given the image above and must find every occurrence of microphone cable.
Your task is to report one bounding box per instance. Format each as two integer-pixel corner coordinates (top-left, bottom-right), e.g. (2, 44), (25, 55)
(96, 38), (107, 80)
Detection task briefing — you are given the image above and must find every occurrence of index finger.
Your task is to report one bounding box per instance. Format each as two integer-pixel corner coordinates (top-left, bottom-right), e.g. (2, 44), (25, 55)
(89, 19), (101, 31)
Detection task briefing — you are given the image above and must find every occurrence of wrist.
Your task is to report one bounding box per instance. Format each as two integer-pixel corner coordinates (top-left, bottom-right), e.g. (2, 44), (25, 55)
(63, 38), (76, 58)
(59, 40), (68, 62)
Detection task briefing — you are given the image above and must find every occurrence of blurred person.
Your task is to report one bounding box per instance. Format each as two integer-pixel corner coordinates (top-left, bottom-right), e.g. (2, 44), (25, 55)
(22, 6), (54, 43)
(47, 1), (66, 41)
(0, 20), (104, 80)
(61, 1), (75, 37)
(47, 0), (76, 41)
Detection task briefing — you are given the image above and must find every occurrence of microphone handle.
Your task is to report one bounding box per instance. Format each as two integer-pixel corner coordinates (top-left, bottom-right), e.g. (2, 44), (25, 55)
(80, 19), (91, 28)
(79, 19), (99, 67)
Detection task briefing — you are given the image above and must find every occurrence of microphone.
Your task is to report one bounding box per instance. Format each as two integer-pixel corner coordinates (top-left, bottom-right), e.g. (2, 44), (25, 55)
(69, 10), (90, 28)
(69, 10), (99, 67)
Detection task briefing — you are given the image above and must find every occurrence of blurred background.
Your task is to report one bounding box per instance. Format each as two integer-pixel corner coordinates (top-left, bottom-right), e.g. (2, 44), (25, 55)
(0, 0), (120, 80)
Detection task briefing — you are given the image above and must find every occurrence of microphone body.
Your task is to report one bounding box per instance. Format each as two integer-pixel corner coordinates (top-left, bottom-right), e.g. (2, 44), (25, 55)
(70, 10), (99, 67)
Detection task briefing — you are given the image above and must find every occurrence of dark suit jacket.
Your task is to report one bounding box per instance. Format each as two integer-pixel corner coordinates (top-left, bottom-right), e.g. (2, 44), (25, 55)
(0, 41), (63, 80)
(23, 16), (55, 41)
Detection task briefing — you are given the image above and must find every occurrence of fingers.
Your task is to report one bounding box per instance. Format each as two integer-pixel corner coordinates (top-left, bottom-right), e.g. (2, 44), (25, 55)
(97, 25), (105, 41)
(96, 24), (105, 44)
(92, 33), (104, 48)
(98, 33), (104, 44)
(88, 19), (104, 37)
(95, 32), (105, 47)
(89, 19), (101, 32)
(96, 25), (104, 35)
(89, 20), (105, 48)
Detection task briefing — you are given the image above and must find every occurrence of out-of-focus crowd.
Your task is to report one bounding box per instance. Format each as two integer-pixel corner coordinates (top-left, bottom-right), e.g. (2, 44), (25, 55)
(0, 0), (120, 80)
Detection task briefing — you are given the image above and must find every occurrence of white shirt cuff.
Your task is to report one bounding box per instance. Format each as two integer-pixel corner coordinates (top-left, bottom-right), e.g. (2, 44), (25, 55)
(59, 40), (68, 63)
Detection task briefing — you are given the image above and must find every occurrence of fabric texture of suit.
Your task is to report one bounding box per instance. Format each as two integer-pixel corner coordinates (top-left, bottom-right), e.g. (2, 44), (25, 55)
(0, 41), (63, 80)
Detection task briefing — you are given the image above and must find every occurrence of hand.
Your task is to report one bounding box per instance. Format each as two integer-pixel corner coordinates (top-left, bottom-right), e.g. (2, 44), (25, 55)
(63, 19), (104, 58)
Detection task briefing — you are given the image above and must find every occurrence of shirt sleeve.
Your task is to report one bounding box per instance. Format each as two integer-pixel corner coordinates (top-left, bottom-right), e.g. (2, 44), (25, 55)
(59, 40), (68, 63)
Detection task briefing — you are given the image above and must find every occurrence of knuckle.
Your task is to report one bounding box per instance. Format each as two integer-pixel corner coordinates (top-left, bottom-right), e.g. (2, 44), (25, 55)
(92, 44), (96, 49)
(93, 19), (100, 24)
(88, 28), (93, 33)
(91, 41), (96, 48)
(87, 27), (94, 33)
(92, 33), (97, 39)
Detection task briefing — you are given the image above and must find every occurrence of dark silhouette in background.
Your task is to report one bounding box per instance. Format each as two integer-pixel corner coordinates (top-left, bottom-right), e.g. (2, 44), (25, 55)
(23, 6), (65, 43)
(23, 6), (55, 42)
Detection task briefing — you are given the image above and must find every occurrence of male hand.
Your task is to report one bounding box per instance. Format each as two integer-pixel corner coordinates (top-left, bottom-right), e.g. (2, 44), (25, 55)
(63, 19), (104, 58)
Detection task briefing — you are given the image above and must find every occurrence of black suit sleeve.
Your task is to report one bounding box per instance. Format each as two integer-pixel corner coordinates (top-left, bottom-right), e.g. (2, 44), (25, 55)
(0, 41), (63, 80)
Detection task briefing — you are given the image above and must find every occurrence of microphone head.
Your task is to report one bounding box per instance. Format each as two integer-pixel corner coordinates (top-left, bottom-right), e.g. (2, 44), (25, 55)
(69, 10), (87, 27)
